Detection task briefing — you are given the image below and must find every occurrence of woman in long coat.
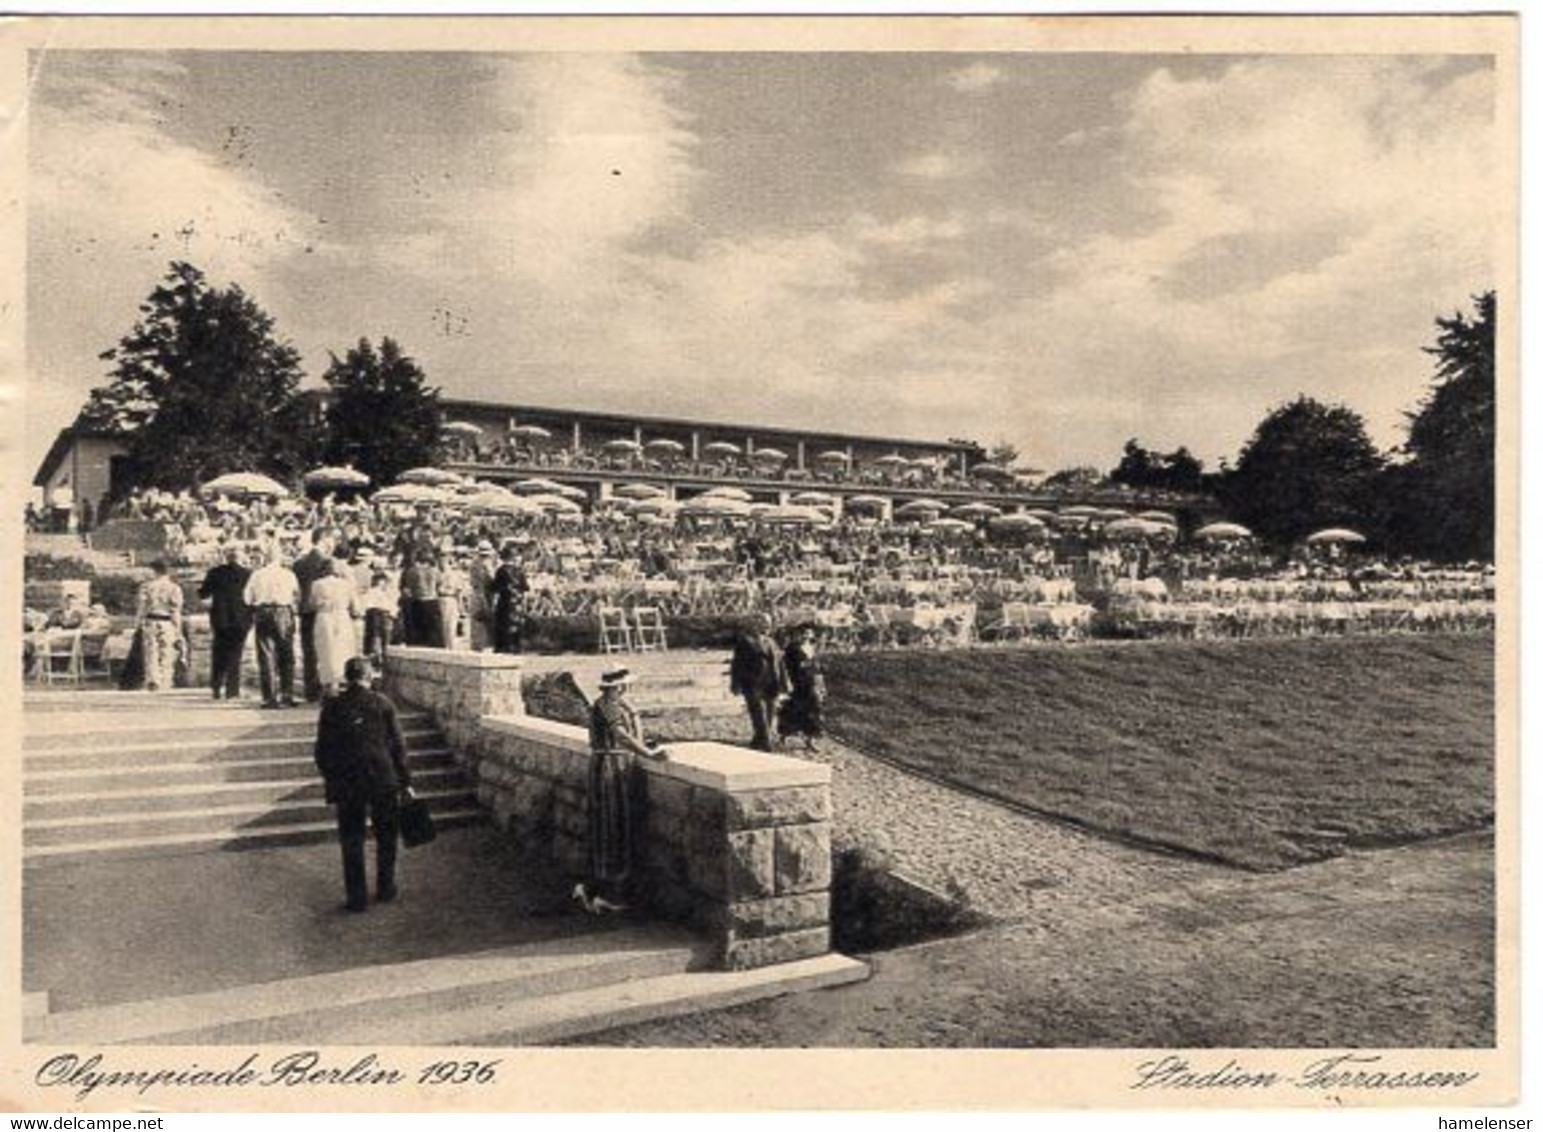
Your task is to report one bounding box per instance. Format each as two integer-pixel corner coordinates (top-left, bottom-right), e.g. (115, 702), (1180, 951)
(778, 623), (827, 751)
(310, 557), (361, 694)
(491, 544), (530, 654)
(575, 668), (667, 915)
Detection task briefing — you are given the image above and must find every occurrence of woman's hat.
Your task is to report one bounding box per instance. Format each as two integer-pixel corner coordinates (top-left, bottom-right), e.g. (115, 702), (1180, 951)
(598, 667), (634, 688)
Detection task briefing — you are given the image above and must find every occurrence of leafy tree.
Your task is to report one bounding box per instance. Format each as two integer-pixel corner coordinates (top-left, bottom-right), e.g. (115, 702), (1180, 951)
(1390, 292), (1495, 561)
(1110, 438), (1204, 493)
(321, 337), (443, 486)
(1041, 465), (1105, 491)
(82, 262), (320, 492)
(1221, 396), (1386, 547)
(986, 440), (1021, 468)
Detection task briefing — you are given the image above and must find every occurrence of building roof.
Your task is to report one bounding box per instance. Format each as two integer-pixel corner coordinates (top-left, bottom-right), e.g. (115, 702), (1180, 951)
(32, 422), (124, 488)
(438, 396), (981, 453)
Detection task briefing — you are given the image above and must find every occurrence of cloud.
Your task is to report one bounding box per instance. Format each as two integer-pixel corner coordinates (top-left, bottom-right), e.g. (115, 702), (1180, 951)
(386, 54), (698, 299)
(27, 55), (329, 444)
(851, 213), (968, 247)
(945, 62), (1007, 93)
(980, 57), (1499, 466)
(894, 151), (984, 180)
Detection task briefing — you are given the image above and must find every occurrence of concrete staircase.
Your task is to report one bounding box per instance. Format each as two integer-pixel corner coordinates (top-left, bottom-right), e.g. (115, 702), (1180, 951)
(22, 694), (482, 863)
(24, 924), (865, 1046)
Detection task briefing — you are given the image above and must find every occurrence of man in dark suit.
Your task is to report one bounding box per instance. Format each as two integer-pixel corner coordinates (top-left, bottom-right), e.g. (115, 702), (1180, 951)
(313, 657), (413, 912)
(292, 529), (336, 701)
(198, 544), (252, 700)
(729, 613), (790, 752)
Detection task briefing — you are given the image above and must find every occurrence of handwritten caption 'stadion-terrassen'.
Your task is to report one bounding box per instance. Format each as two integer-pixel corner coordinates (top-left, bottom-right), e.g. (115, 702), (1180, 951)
(35, 1051), (500, 1101)
(1131, 1053), (1480, 1092)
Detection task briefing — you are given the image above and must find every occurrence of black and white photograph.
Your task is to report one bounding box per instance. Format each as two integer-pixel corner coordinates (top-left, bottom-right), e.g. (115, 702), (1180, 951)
(0, 12), (1520, 1113)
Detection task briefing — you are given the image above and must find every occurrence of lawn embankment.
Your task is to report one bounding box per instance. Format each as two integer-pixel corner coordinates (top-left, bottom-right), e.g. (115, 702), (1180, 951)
(823, 635), (1494, 870)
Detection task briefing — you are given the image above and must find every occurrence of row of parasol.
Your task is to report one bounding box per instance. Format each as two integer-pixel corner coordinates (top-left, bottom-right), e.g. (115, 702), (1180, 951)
(196, 471), (1367, 545)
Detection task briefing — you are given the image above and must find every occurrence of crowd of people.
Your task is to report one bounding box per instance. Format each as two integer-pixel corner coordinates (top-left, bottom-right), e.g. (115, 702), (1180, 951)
(449, 435), (1199, 506)
(22, 472), (1497, 699)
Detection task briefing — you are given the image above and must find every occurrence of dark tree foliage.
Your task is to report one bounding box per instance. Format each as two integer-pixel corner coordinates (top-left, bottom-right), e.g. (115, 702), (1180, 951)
(81, 262), (320, 493)
(1041, 465), (1105, 490)
(1110, 439), (1205, 493)
(986, 440), (1021, 468)
(321, 337), (443, 487)
(1221, 396), (1386, 547)
(1389, 292), (1495, 561)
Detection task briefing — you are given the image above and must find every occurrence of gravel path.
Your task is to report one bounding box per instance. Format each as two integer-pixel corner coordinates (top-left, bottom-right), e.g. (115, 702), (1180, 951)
(654, 714), (1221, 927)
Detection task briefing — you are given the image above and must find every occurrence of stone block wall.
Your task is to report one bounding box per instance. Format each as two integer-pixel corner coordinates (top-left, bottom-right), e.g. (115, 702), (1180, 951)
(382, 649), (836, 971)
(383, 646), (525, 754)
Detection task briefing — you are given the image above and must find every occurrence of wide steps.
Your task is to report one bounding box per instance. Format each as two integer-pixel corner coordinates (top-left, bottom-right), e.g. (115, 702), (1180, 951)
(23, 809), (486, 865)
(24, 925), (867, 1046)
(23, 703), (478, 862)
(23, 710), (436, 750)
(24, 749), (456, 796)
(23, 725), (441, 763)
(24, 787), (477, 848)
(25, 767), (469, 821)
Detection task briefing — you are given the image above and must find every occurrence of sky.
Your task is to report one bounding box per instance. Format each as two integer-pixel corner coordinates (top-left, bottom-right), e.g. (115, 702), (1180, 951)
(25, 49), (1498, 475)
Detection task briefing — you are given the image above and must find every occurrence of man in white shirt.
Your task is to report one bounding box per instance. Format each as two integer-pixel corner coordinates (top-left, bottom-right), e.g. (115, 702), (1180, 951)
(243, 547), (301, 708)
(136, 560), (184, 692)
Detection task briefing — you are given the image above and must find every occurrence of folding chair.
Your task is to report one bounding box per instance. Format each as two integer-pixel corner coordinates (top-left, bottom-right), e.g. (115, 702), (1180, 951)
(986, 601), (1030, 642)
(80, 631), (113, 679)
(597, 606), (633, 653)
(632, 606), (669, 652)
(37, 629), (83, 685)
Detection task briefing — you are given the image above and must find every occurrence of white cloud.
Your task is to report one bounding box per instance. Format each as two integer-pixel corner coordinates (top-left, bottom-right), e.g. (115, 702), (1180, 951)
(851, 213), (968, 247)
(397, 54), (698, 298)
(28, 56), (329, 447)
(981, 57), (1499, 466)
(945, 62), (1007, 93)
(894, 151), (984, 180)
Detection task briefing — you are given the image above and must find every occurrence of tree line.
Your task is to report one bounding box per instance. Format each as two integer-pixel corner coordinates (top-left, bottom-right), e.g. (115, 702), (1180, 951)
(80, 262), (445, 495)
(79, 262), (1496, 562)
(1077, 292), (1495, 562)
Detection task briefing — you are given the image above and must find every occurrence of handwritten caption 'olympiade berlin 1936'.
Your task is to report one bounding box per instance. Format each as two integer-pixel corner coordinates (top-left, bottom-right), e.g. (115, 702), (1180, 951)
(1131, 1054), (1480, 1092)
(35, 1052), (499, 1101)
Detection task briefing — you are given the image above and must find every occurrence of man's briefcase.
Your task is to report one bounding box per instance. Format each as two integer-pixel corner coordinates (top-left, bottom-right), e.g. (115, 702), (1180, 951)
(399, 789), (437, 848)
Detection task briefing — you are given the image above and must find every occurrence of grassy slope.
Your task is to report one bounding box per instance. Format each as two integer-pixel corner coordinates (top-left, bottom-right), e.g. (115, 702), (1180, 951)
(823, 635), (1494, 870)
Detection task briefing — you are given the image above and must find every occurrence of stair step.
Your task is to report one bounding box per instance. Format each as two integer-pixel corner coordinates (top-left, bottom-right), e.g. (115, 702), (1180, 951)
(24, 711), (436, 750)
(350, 953), (869, 1046)
(24, 750), (457, 794)
(24, 790), (478, 848)
(26, 926), (702, 1046)
(23, 729), (443, 766)
(25, 768), (471, 821)
(23, 808), (486, 864)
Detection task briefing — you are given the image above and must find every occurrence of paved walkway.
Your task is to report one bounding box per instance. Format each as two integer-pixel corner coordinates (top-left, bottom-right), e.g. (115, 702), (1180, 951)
(25, 824), (616, 1014)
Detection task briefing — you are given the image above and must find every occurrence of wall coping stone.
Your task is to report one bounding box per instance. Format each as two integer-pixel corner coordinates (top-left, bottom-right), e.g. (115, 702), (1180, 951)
(481, 715), (830, 792)
(388, 646), (525, 671)
(483, 713), (590, 754)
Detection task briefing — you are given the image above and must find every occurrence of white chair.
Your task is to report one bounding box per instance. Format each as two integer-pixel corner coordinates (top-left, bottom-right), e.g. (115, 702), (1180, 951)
(597, 606), (633, 653)
(632, 606), (668, 652)
(36, 629), (83, 685)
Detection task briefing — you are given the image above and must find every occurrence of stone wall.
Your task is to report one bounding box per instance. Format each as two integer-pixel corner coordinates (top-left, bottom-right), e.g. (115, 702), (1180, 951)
(382, 648), (835, 971)
(382, 646), (525, 753)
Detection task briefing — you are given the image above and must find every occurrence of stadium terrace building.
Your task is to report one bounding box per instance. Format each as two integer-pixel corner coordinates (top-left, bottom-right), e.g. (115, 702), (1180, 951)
(433, 398), (1019, 520)
(33, 394), (1205, 523)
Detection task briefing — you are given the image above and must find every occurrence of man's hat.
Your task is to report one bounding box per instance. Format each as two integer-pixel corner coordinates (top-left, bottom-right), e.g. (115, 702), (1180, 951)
(476, 540), (495, 555)
(344, 657), (374, 683)
(598, 667), (633, 689)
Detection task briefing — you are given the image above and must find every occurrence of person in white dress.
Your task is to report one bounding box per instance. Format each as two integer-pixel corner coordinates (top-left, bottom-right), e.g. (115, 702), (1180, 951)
(310, 557), (361, 695)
